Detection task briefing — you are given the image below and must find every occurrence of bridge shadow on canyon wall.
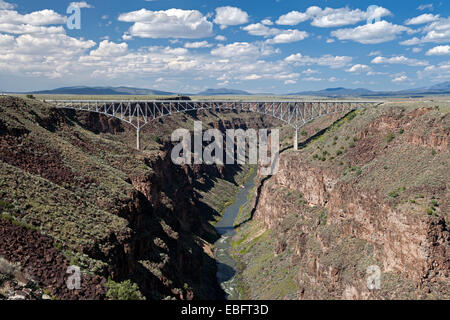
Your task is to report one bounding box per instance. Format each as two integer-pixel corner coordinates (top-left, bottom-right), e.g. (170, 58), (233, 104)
(234, 109), (357, 229)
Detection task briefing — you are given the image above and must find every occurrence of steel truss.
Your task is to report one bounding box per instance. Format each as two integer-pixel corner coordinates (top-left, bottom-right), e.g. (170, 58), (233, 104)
(47, 100), (383, 150)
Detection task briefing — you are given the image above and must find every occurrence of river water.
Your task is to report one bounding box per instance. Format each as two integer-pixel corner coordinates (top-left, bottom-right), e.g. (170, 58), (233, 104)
(214, 169), (257, 300)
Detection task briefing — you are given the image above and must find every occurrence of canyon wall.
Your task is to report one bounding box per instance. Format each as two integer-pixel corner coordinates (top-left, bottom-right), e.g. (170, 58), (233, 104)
(235, 103), (449, 299)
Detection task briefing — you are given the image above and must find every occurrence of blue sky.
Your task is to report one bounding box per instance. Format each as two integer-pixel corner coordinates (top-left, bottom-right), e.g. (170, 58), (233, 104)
(0, 0), (449, 93)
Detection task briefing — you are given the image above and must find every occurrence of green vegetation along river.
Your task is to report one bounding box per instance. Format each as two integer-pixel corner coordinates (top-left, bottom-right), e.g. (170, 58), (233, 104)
(214, 169), (257, 300)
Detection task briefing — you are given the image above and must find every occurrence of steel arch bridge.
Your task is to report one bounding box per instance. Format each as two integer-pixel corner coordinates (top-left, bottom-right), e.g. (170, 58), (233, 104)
(47, 100), (383, 150)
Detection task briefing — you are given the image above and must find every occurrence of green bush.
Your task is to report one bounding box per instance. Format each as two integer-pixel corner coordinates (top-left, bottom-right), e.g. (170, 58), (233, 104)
(106, 279), (144, 300)
(349, 142), (356, 148)
(26, 94), (36, 100)
(301, 130), (307, 136)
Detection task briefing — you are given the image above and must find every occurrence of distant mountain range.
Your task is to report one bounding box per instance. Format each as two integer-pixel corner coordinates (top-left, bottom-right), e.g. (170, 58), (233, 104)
(196, 88), (253, 96)
(18, 81), (450, 97)
(289, 81), (450, 97)
(27, 86), (176, 96)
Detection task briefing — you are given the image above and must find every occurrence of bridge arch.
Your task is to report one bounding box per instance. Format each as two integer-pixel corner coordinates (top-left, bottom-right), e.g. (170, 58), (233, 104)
(47, 100), (382, 150)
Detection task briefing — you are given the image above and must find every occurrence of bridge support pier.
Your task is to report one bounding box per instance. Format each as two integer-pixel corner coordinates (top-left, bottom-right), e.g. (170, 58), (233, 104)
(136, 128), (141, 151)
(294, 128), (298, 151)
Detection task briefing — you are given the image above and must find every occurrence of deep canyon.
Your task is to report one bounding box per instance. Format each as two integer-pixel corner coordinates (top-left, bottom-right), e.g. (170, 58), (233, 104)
(0, 96), (448, 300)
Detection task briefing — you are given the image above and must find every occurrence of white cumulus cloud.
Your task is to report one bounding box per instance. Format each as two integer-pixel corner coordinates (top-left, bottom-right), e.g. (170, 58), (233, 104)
(184, 41), (213, 48)
(331, 21), (411, 44)
(69, 2), (93, 9)
(119, 9), (213, 39)
(88, 40), (128, 57)
(276, 11), (309, 25)
(285, 53), (352, 69)
(405, 13), (440, 25)
(211, 42), (277, 58)
(276, 6), (391, 28)
(242, 23), (280, 37)
(214, 6), (249, 29)
(426, 45), (450, 56)
(402, 17), (450, 45)
(371, 55), (429, 66)
(392, 75), (408, 83)
(266, 30), (308, 44)
(346, 64), (372, 73)
(0, 0), (14, 10)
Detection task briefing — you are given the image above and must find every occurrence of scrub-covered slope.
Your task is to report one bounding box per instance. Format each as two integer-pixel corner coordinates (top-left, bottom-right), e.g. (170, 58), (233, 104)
(233, 101), (449, 300)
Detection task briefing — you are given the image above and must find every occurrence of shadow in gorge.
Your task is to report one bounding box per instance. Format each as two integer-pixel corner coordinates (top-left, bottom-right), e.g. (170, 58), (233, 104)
(216, 261), (236, 284)
(234, 109), (357, 229)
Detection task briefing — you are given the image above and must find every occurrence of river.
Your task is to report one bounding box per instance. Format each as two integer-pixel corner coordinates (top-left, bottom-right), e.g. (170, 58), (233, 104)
(214, 169), (257, 300)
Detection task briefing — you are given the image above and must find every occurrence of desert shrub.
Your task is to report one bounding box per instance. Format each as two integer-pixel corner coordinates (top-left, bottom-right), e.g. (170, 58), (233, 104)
(399, 128), (404, 134)
(386, 133), (395, 143)
(318, 210), (328, 226)
(152, 135), (160, 143)
(26, 94), (36, 100)
(0, 201), (13, 210)
(106, 279), (144, 300)
(301, 130), (307, 136)
(349, 142), (356, 148)
(389, 190), (399, 198)
(346, 112), (357, 121)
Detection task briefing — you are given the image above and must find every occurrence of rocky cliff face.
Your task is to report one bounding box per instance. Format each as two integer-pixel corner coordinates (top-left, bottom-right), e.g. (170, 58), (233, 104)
(0, 96), (281, 300)
(235, 103), (449, 299)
